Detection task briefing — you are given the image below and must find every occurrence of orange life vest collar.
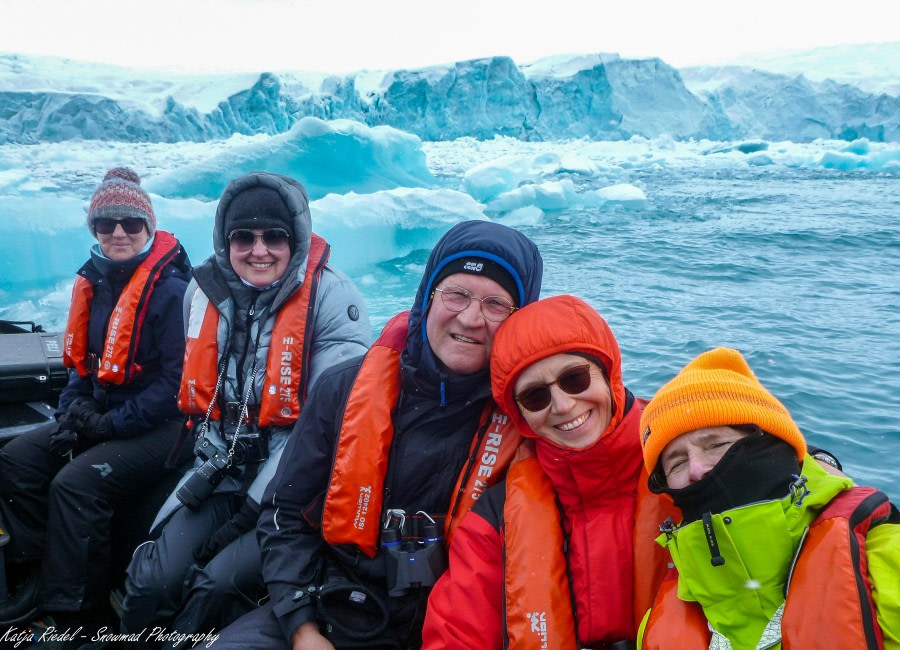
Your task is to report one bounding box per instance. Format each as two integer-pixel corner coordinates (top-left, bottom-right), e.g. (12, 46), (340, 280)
(641, 486), (892, 650)
(177, 233), (329, 427)
(504, 442), (579, 650)
(321, 311), (522, 558)
(502, 401), (677, 649)
(63, 230), (181, 385)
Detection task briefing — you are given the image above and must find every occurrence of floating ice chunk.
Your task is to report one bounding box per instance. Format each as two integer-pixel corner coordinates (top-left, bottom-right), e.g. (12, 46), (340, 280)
(704, 141), (769, 155)
(486, 180), (575, 213)
(842, 138), (871, 155)
(499, 205), (544, 226)
(747, 154), (774, 166)
(463, 153), (563, 201)
(145, 117), (435, 201)
(590, 183), (649, 210)
(819, 151), (866, 170)
(558, 153), (600, 175)
(310, 187), (487, 273)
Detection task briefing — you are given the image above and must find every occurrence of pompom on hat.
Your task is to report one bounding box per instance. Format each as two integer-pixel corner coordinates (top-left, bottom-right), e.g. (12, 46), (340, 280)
(87, 167), (156, 237)
(639, 347), (807, 474)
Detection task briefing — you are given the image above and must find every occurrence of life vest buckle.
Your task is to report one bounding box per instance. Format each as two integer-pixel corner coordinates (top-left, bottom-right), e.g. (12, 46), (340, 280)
(85, 353), (101, 375)
(224, 401), (260, 426)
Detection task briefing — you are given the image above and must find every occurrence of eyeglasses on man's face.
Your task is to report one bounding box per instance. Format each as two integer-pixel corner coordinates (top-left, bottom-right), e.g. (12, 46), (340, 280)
(432, 285), (516, 322)
(228, 228), (291, 253)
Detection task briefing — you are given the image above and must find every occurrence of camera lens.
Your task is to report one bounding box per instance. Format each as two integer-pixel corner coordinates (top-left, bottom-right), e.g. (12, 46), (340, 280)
(176, 454), (229, 510)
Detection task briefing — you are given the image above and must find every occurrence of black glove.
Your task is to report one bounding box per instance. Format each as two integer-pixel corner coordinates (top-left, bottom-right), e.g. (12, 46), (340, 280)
(193, 499), (261, 567)
(48, 420), (78, 458)
(70, 401), (115, 440)
(67, 396), (101, 416)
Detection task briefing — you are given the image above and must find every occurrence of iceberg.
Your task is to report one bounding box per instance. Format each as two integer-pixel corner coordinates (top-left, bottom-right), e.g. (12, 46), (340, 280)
(680, 66), (900, 142)
(0, 117), (442, 296)
(311, 188), (487, 274)
(144, 117), (435, 201)
(3, 44), (897, 145)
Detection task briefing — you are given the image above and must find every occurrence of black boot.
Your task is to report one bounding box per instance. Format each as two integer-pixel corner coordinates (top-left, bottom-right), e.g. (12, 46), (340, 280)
(0, 563), (40, 626)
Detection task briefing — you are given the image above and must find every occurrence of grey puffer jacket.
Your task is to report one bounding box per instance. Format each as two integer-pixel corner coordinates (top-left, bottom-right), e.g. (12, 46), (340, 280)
(152, 172), (370, 529)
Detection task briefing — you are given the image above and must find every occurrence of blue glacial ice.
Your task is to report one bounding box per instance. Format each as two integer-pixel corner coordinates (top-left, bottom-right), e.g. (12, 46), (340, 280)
(2, 48), (898, 145)
(143, 117), (434, 201)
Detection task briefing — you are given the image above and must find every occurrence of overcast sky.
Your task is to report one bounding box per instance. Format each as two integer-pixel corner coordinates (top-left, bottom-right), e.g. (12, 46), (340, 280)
(1, 0), (897, 74)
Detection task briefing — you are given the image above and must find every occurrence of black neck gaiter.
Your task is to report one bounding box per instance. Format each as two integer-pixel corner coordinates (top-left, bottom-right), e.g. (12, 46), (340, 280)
(656, 431), (802, 523)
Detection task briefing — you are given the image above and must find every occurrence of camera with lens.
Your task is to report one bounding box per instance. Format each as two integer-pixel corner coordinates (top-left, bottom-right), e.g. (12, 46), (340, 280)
(226, 428), (269, 466)
(175, 436), (230, 511)
(222, 401), (269, 467)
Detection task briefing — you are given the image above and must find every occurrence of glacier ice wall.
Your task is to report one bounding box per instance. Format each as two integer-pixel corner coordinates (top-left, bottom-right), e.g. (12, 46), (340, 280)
(0, 52), (898, 145)
(680, 66), (900, 142)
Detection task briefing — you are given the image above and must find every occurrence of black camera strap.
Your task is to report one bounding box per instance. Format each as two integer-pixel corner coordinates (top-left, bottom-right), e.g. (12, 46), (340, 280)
(225, 359), (258, 464)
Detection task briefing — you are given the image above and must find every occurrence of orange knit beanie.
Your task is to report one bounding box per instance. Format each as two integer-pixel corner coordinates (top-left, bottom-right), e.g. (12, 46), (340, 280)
(640, 347), (806, 474)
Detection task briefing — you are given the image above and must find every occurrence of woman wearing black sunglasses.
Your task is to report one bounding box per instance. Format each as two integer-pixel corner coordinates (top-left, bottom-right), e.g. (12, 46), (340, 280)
(121, 171), (371, 640)
(0, 167), (192, 635)
(423, 294), (678, 650)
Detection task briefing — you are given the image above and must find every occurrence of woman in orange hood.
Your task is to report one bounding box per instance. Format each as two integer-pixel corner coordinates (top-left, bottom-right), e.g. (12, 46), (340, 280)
(422, 294), (676, 649)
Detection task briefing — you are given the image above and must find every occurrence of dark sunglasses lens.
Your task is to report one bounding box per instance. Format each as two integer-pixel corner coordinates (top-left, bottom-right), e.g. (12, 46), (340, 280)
(229, 230), (256, 250)
(517, 386), (551, 412)
(121, 218), (146, 234)
(262, 229), (290, 249)
(93, 219), (115, 234)
(558, 367), (592, 395)
(94, 217), (145, 234)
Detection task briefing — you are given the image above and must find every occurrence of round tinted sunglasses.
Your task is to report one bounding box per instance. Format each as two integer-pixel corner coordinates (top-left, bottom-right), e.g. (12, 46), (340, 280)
(228, 228), (291, 252)
(93, 217), (146, 235)
(515, 364), (594, 412)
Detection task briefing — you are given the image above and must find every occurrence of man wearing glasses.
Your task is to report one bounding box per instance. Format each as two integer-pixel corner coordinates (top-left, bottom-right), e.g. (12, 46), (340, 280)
(121, 171), (371, 639)
(212, 220), (543, 649)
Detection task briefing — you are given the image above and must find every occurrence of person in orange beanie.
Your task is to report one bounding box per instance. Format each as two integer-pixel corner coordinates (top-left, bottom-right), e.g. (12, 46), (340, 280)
(637, 347), (900, 649)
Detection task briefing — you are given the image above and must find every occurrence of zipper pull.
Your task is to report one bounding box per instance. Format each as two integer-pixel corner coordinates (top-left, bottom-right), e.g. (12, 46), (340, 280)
(659, 516), (677, 540)
(789, 474), (810, 506)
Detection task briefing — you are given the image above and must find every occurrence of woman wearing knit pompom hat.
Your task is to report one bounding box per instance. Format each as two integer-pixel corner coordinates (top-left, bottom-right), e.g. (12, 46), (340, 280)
(637, 347), (900, 650)
(0, 167), (192, 636)
(86, 167), (157, 239)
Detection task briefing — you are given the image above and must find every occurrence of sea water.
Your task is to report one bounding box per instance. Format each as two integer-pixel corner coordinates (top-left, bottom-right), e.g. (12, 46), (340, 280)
(374, 149), (900, 497)
(0, 138), (897, 496)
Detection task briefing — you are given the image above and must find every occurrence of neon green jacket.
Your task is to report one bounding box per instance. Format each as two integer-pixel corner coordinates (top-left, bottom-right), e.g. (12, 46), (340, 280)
(638, 457), (900, 649)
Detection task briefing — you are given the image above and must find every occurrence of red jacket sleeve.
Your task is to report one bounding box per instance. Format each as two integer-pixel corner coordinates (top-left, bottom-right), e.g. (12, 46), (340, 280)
(422, 510), (505, 649)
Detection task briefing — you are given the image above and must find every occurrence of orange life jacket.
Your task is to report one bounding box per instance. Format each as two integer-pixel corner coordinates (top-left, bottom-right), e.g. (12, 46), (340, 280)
(63, 230), (182, 385)
(502, 419), (678, 650)
(321, 311), (523, 558)
(640, 486), (893, 650)
(177, 233), (329, 427)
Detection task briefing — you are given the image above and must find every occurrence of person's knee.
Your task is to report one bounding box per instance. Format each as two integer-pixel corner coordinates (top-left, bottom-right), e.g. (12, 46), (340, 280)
(0, 433), (46, 484)
(121, 539), (174, 630)
(125, 539), (169, 594)
(48, 464), (97, 512)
